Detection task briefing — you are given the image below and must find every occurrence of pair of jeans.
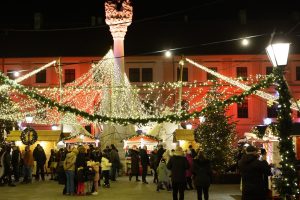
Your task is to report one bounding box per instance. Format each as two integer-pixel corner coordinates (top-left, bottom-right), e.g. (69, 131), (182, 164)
(65, 170), (75, 194)
(142, 165), (148, 182)
(23, 165), (32, 182)
(172, 182), (185, 200)
(196, 186), (209, 200)
(36, 164), (45, 180)
(102, 170), (110, 186)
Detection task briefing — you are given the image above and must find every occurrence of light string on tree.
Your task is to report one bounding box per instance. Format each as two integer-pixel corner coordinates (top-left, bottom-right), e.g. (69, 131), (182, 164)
(272, 66), (299, 198)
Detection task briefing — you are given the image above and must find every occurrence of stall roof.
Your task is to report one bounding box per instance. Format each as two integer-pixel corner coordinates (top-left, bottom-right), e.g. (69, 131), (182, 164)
(64, 135), (96, 143)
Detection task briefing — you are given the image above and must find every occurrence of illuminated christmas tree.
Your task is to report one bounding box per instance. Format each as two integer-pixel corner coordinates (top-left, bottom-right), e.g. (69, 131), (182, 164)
(194, 84), (237, 173)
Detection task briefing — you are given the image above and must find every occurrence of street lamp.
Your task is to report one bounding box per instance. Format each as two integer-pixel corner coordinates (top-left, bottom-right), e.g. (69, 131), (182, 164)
(266, 41), (290, 67)
(266, 34), (299, 198)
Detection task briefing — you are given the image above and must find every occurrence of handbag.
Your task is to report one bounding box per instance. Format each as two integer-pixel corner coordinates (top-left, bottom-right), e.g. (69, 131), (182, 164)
(50, 162), (58, 169)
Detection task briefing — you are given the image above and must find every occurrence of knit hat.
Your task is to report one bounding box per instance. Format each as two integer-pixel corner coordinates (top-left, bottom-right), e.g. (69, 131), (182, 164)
(246, 145), (257, 154)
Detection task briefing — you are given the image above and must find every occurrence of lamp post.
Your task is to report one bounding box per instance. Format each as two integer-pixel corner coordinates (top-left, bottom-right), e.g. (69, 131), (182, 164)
(266, 35), (299, 199)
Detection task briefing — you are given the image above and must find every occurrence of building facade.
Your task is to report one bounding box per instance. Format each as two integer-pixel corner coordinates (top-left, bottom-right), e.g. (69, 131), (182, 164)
(2, 53), (300, 138)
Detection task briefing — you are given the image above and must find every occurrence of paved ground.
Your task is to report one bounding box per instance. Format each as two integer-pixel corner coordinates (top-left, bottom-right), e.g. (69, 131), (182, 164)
(0, 176), (242, 200)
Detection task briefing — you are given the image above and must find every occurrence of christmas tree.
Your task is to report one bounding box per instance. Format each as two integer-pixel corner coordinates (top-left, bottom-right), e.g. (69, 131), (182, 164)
(194, 84), (237, 173)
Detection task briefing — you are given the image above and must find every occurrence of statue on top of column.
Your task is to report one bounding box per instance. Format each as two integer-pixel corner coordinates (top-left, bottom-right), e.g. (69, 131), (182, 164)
(105, 0), (133, 39)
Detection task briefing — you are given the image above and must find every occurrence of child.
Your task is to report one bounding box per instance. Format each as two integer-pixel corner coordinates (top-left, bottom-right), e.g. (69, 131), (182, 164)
(91, 161), (100, 195)
(101, 153), (112, 188)
(77, 166), (85, 195)
(86, 160), (95, 195)
(156, 158), (170, 191)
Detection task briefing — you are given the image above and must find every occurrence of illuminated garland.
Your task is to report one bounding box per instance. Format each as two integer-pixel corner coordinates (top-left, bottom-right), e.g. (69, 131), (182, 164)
(0, 71), (274, 125)
(20, 127), (38, 146)
(273, 66), (299, 198)
(63, 132), (96, 141)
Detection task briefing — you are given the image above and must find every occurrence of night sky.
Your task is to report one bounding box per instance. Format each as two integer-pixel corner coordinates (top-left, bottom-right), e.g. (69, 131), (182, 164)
(0, 0), (299, 57)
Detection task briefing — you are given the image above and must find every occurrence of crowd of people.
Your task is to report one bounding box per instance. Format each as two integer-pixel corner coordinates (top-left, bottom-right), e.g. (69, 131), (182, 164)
(0, 141), (276, 200)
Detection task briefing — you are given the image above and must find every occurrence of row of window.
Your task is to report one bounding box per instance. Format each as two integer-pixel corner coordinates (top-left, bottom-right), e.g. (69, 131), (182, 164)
(7, 69), (76, 84)
(128, 66), (274, 83)
(7, 66), (300, 84)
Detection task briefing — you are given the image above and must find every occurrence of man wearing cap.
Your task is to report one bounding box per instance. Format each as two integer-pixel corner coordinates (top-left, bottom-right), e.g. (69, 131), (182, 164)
(167, 146), (189, 200)
(238, 145), (271, 200)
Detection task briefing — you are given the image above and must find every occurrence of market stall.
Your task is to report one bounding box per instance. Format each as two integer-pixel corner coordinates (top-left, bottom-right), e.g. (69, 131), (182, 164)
(123, 134), (159, 175)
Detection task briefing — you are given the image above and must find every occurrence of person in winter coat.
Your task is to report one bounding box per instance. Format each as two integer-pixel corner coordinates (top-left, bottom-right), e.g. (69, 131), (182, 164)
(101, 153), (112, 187)
(48, 149), (58, 180)
(167, 146), (189, 200)
(110, 144), (120, 181)
(140, 145), (149, 184)
(11, 145), (21, 182)
(22, 146), (34, 184)
(192, 151), (212, 200)
(157, 158), (171, 191)
(3, 146), (15, 186)
(89, 160), (100, 195)
(33, 144), (47, 181)
(129, 145), (140, 182)
(149, 149), (159, 183)
(64, 148), (78, 195)
(75, 146), (87, 195)
(238, 145), (271, 200)
(185, 150), (193, 190)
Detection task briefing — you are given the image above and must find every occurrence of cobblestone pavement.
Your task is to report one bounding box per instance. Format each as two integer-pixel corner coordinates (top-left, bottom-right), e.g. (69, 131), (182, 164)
(0, 176), (241, 200)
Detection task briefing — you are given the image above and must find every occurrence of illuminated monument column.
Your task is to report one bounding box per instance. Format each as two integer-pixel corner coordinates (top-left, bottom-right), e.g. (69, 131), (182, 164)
(105, 0), (132, 78)
(103, 0), (134, 161)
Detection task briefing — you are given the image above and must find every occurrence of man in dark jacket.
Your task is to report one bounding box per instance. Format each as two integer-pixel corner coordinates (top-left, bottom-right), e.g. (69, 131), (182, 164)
(33, 144), (47, 181)
(11, 146), (21, 182)
(192, 151), (212, 200)
(140, 145), (149, 184)
(129, 145), (140, 182)
(167, 147), (189, 200)
(3, 146), (15, 186)
(110, 144), (120, 181)
(238, 145), (271, 200)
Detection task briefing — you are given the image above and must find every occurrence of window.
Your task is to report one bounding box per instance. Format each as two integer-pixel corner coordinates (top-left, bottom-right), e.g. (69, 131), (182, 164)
(177, 67), (188, 82)
(237, 99), (248, 118)
(141, 68), (153, 82)
(36, 69), (46, 83)
(65, 69), (75, 84)
(236, 67), (247, 80)
(129, 68), (140, 82)
(207, 67), (217, 80)
(267, 104), (278, 118)
(296, 67), (300, 81)
(266, 66), (273, 75)
(6, 70), (16, 80)
(129, 68), (153, 82)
